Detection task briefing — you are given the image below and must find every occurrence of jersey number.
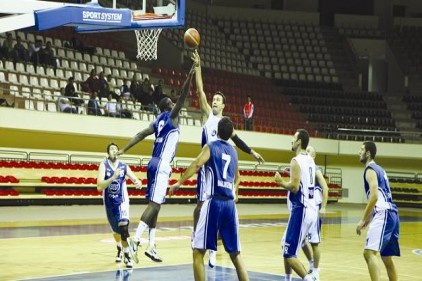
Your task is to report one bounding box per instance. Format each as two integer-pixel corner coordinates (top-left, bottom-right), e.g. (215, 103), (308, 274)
(157, 120), (165, 135)
(222, 153), (231, 179)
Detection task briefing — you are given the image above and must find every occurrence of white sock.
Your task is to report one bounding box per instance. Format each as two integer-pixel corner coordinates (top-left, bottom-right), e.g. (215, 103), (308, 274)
(309, 260), (314, 271)
(135, 221), (148, 241)
(149, 228), (156, 247)
(285, 274), (292, 281)
(313, 268), (319, 278)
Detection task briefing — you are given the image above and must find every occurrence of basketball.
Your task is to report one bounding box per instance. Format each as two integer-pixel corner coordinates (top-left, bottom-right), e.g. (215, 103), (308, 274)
(184, 28), (200, 48)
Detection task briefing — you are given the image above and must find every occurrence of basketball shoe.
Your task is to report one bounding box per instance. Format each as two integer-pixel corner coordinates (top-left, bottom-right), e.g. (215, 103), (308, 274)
(208, 250), (216, 268)
(127, 238), (139, 264)
(115, 245), (123, 263)
(124, 252), (133, 268)
(145, 244), (162, 262)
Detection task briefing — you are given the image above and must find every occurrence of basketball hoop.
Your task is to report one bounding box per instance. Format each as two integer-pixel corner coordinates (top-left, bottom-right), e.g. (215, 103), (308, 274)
(134, 28), (162, 61)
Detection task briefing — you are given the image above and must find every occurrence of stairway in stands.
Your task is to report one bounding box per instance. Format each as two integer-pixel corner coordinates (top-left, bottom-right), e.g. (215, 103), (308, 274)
(321, 26), (361, 92)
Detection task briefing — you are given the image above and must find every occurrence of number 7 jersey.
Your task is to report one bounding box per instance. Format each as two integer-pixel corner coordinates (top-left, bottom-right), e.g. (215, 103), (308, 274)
(207, 139), (238, 200)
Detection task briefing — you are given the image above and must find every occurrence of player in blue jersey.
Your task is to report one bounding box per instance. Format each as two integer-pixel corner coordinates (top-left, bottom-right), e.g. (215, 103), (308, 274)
(274, 129), (318, 281)
(357, 141), (400, 281)
(192, 50), (264, 267)
(301, 146), (329, 280)
(169, 117), (249, 281)
(117, 63), (196, 263)
(97, 143), (142, 268)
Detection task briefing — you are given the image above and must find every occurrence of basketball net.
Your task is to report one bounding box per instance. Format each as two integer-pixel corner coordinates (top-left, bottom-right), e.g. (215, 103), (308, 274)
(134, 28), (162, 61)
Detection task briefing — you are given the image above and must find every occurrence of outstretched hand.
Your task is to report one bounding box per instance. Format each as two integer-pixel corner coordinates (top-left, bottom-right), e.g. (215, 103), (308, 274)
(168, 181), (181, 197)
(191, 49), (200, 67)
(251, 149), (265, 164)
(116, 150), (124, 156)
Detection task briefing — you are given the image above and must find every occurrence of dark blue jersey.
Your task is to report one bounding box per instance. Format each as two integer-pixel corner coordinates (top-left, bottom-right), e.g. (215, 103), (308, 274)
(103, 160), (129, 207)
(152, 111), (180, 163)
(208, 140), (238, 200)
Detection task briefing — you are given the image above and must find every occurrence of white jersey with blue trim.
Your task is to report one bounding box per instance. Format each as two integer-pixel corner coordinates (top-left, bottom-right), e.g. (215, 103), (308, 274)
(364, 162), (398, 212)
(103, 159), (129, 207)
(288, 153), (317, 212)
(201, 112), (221, 147)
(152, 111), (180, 163)
(207, 139), (238, 200)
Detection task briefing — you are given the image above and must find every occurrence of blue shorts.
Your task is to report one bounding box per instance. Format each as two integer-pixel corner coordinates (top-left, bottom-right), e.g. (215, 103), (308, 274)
(193, 197), (241, 253)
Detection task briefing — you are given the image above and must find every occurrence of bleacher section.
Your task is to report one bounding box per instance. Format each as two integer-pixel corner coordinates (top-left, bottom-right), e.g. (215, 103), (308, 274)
(0, 149), (343, 206)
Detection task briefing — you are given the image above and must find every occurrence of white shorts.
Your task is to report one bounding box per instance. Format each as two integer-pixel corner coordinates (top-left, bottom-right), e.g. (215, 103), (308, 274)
(146, 157), (171, 204)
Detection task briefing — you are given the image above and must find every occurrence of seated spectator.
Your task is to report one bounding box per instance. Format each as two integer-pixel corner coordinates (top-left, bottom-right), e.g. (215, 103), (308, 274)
(39, 41), (57, 71)
(0, 96), (15, 107)
(119, 79), (132, 101)
(13, 36), (29, 63)
(65, 77), (84, 109)
(117, 97), (133, 119)
(153, 79), (167, 104)
(87, 91), (103, 116)
(98, 72), (112, 99)
(1, 32), (14, 60)
(29, 39), (43, 68)
(82, 69), (100, 94)
(57, 93), (77, 114)
(104, 94), (119, 117)
(130, 74), (142, 102)
(64, 36), (96, 56)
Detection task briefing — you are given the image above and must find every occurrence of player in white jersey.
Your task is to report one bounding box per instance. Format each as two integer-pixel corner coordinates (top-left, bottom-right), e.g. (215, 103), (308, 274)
(97, 143), (142, 268)
(357, 141), (400, 281)
(192, 50), (265, 267)
(275, 129), (318, 281)
(117, 63), (196, 263)
(169, 117), (249, 281)
(301, 146), (329, 280)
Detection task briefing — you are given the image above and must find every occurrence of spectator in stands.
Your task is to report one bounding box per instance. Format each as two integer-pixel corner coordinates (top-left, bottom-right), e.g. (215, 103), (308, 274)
(64, 36), (96, 55)
(57, 87), (77, 114)
(118, 97), (133, 119)
(65, 76), (84, 109)
(39, 41), (57, 71)
(87, 91), (103, 116)
(0, 96), (15, 108)
(301, 145), (329, 281)
(1, 32), (14, 59)
(96, 142), (142, 268)
(12, 36), (29, 63)
(153, 79), (166, 104)
(29, 39), (42, 68)
(357, 141), (400, 281)
(117, 62), (196, 265)
(104, 93), (119, 118)
(120, 79), (131, 101)
(83, 69), (100, 94)
(168, 89), (180, 103)
(130, 74), (142, 102)
(243, 96), (254, 131)
(98, 71), (110, 99)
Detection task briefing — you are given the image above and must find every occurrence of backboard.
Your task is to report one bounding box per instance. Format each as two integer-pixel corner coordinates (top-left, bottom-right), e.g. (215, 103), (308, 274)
(0, 0), (185, 33)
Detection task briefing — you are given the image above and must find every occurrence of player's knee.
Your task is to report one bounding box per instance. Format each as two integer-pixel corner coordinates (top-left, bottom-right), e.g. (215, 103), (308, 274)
(118, 221), (130, 241)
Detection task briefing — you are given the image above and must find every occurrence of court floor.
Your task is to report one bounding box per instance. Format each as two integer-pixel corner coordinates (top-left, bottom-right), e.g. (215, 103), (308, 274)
(0, 203), (421, 281)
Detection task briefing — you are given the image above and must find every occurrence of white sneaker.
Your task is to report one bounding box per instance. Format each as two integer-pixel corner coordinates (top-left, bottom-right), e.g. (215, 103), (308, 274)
(208, 250), (216, 268)
(127, 238), (139, 264)
(145, 244), (162, 262)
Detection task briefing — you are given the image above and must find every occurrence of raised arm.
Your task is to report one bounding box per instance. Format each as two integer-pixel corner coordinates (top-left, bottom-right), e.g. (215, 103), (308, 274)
(117, 122), (155, 155)
(230, 132), (265, 164)
(170, 63), (196, 120)
(169, 145), (211, 196)
(192, 50), (211, 116)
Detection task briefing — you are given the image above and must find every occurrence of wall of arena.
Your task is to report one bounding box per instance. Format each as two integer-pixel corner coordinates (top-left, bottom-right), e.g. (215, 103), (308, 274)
(1, 107), (422, 205)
